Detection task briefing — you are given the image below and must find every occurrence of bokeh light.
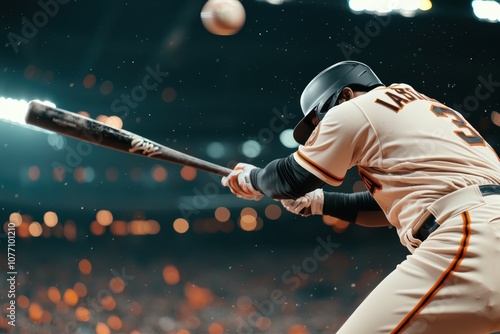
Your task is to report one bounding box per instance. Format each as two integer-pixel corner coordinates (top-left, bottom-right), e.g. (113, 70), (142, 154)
(96, 322), (111, 334)
(163, 265), (181, 285)
(208, 322), (225, 334)
(9, 212), (22, 227)
(105, 167), (119, 182)
(73, 282), (88, 298)
(322, 216), (350, 233)
(206, 142), (226, 159)
(287, 324), (310, 334)
(256, 317), (272, 331)
(105, 115), (123, 129)
(17, 221), (30, 238)
(43, 211), (58, 227)
(63, 289), (79, 306)
(180, 166), (197, 181)
(83, 73), (96, 89)
(279, 129), (299, 148)
(173, 218), (189, 233)
(109, 277), (126, 293)
(161, 87), (177, 102)
(152, 165), (168, 182)
(17, 295), (30, 309)
(110, 220), (129, 236)
(47, 133), (65, 150)
(52, 166), (66, 182)
(128, 219), (161, 235)
(28, 165), (40, 181)
(107, 315), (123, 331)
(29, 222), (43, 237)
(239, 207), (259, 231)
(96, 114), (108, 123)
(265, 204), (282, 220)
(100, 80), (114, 96)
(78, 259), (92, 275)
(240, 140), (261, 158)
(491, 111), (500, 127)
(214, 207), (231, 222)
(73, 167), (86, 183)
(96, 210), (113, 226)
(419, 0), (432, 11)
(64, 220), (77, 241)
(352, 180), (367, 192)
(29, 302), (43, 324)
(47, 287), (61, 304)
(241, 207), (257, 217)
(75, 307), (92, 322)
(184, 283), (213, 310)
(239, 215), (257, 231)
(90, 220), (106, 236)
(78, 111), (91, 118)
(101, 295), (116, 311)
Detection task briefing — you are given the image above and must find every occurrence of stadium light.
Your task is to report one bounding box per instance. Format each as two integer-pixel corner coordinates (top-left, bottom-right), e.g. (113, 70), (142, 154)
(0, 97), (56, 132)
(348, 0), (432, 17)
(472, 0), (500, 22)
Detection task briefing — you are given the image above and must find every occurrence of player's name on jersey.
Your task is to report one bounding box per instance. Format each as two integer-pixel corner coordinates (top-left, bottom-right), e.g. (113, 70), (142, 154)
(375, 85), (437, 112)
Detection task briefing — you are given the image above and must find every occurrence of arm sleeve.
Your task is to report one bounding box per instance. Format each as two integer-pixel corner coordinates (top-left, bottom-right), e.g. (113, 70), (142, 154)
(248, 153), (383, 224)
(323, 191), (382, 223)
(249, 154), (324, 199)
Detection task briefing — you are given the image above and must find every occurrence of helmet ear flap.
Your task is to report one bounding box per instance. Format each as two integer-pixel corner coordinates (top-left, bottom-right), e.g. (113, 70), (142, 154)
(317, 93), (336, 120)
(320, 95), (334, 113)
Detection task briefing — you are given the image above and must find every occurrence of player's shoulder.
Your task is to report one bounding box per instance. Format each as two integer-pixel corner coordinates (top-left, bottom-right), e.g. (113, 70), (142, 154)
(323, 94), (368, 125)
(369, 83), (415, 93)
(362, 82), (427, 101)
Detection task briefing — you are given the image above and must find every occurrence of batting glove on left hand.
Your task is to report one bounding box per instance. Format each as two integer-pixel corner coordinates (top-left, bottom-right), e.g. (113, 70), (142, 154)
(221, 163), (264, 201)
(281, 189), (324, 216)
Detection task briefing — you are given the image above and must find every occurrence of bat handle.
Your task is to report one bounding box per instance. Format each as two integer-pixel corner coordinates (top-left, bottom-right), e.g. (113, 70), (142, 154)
(158, 146), (233, 177)
(202, 164), (233, 177)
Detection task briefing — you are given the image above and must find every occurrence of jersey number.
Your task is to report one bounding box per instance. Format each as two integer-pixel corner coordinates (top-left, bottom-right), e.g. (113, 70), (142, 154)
(430, 105), (485, 146)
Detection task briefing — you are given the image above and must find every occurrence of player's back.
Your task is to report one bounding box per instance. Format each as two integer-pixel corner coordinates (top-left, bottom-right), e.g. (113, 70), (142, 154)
(351, 83), (500, 239)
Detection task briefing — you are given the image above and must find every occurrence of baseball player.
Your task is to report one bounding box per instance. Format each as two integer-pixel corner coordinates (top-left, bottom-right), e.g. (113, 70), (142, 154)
(221, 61), (500, 333)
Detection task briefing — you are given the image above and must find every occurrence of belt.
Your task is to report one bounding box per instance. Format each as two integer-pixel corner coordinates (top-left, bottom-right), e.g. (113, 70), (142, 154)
(414, 184), (500, 242)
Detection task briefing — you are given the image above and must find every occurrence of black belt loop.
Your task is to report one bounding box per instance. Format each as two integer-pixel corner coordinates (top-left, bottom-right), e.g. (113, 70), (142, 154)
(414, 184), (500, 242)
(479, 184), (500, 197)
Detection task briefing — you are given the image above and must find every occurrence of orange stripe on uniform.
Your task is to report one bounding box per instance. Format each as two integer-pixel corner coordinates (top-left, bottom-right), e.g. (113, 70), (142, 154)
(295, 150), (344, 184)
(391, 211), (472, 333)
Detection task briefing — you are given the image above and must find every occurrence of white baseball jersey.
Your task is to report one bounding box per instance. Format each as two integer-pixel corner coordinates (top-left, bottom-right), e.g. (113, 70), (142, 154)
(294, 83), (500, 247)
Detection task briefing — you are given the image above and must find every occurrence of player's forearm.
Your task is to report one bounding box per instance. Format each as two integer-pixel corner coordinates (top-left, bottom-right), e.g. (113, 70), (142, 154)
(250, 155), (389, 226)
(323, 191), (384, 224)
(250, 154), (324, 199)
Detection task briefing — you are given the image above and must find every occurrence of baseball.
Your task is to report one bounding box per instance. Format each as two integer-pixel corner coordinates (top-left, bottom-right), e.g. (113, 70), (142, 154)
(200, 0), (246, 36)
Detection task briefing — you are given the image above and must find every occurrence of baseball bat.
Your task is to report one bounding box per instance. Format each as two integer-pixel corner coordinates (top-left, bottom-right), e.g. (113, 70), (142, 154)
(25, 101), (233, 177)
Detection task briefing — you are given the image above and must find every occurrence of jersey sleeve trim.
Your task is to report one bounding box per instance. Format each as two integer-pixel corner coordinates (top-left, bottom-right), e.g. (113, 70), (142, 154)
(294, 149), (344, 184)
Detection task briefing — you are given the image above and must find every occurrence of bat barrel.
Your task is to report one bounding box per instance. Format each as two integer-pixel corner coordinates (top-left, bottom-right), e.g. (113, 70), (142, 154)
(26, 101), (134, 151)
(25, 101), (233, 177)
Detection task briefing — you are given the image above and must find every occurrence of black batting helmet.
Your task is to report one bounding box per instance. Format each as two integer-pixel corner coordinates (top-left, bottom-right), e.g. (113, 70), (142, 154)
(293, 61), (384, 145)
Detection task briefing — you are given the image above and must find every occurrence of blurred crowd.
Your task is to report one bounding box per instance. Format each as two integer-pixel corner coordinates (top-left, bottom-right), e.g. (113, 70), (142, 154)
(0, 224), (404, 334)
